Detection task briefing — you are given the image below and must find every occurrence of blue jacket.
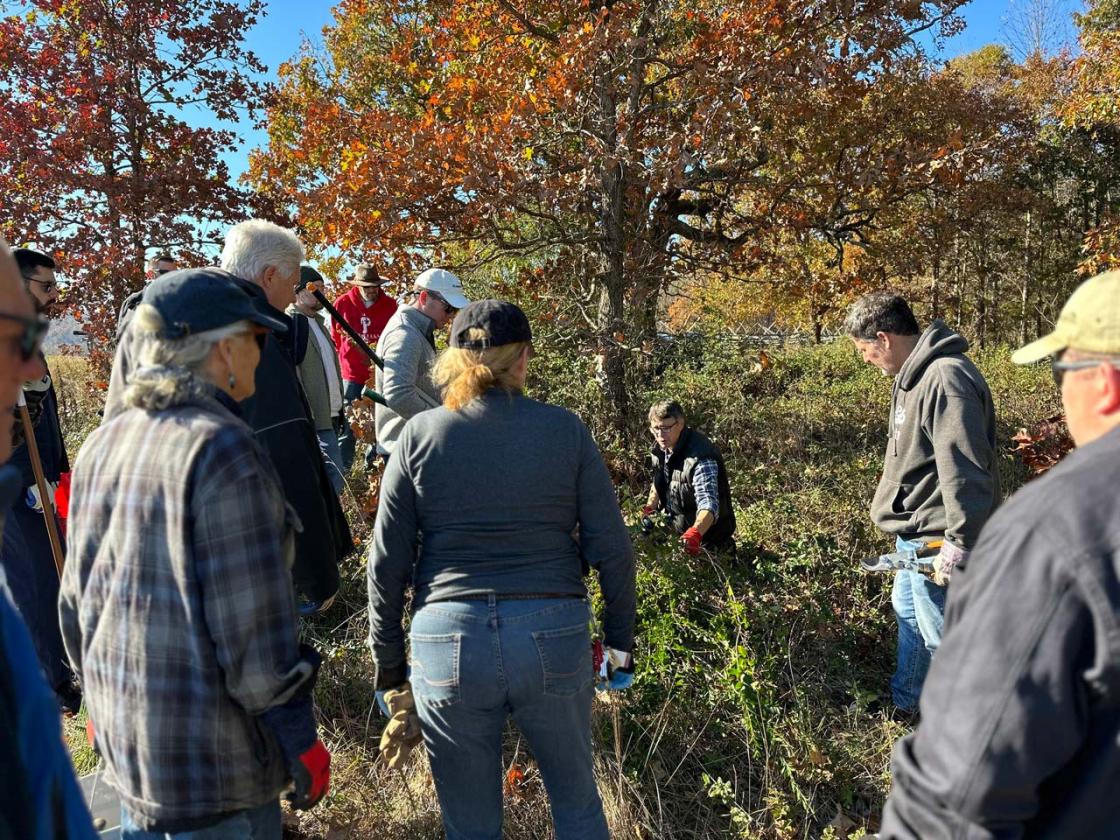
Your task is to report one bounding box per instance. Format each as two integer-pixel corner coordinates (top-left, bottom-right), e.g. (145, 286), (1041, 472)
(0, 463), (96, 840)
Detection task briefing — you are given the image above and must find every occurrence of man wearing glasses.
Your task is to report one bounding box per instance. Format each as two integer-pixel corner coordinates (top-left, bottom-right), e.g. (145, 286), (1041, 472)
(373, 268), (470, 463)
(0, 239), (98, 838)
(844, 292), (999, 721)
(880, 270), (1120, 837)
(4, 249), (77, 713)
(643, 400), (736, 557)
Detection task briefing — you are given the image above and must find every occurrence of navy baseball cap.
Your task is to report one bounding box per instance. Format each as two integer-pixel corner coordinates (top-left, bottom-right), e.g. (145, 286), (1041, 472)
(449, 299), (532, 349)
(143, 268), (288, 339)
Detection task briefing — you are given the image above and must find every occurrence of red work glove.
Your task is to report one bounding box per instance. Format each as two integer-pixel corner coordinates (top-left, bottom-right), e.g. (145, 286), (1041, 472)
(640, 504), (656, 517)
(86, 718), (96, 751)
(681, 527), (703, 555)
(289, 740), (331, 810)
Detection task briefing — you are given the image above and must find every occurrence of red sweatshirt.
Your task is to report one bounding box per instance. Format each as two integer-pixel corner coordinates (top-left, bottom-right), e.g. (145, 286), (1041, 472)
(330, 287), (399, 384)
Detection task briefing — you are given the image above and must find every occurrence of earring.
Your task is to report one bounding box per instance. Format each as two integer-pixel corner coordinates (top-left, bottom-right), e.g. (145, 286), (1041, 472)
(228, 373), (236, 390)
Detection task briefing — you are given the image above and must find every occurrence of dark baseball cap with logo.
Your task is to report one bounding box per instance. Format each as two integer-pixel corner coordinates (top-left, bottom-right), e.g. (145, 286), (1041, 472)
(449, 299), (532, 349)
(143, 268), (288, 339)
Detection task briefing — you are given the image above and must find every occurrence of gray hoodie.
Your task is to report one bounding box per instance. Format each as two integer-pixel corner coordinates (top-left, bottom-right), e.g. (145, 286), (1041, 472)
(374, 305), (442, 455)
(870, 320), (999, 550)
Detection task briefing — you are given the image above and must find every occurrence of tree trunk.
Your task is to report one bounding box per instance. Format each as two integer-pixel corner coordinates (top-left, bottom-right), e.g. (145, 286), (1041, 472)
(1020, 209), (1031, 345)
(595, 57), (629, 437)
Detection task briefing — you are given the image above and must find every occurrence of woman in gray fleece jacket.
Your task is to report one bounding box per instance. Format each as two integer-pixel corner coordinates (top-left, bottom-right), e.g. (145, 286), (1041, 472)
(367, 300), (636, 840)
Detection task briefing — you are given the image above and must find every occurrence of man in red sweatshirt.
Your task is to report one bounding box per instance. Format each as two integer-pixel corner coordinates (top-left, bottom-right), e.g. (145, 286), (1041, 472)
(332, 263), (398, 470)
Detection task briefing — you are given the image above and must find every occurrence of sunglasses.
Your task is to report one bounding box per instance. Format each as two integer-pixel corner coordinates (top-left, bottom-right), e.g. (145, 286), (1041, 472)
(1051, 355), (1120, 387)
(428, 291), (458, 315)
(0, 312), (49, 361)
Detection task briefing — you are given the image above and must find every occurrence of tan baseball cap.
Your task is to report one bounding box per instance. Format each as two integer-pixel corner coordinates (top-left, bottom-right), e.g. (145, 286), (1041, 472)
(1012, 270), (1120, 364)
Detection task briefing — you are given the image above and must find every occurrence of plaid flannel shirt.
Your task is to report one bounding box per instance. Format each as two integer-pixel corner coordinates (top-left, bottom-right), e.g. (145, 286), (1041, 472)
(59, 391), (313, 831)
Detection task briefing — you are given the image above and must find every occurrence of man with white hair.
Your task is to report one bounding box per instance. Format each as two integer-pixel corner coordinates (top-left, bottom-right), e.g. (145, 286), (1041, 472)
(374, 268), (470, 461)
(106, 219), (351, 613)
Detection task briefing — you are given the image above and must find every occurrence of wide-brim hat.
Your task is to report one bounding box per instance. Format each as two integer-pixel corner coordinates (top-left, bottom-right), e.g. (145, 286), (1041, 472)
(1012, 270), (1120, 364)
(145, 268), (288, 339)
(350, 263), (383, 287)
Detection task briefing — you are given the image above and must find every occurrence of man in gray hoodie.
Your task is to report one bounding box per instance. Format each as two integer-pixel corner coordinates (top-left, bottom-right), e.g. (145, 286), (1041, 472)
(844, 292), (999, 716)
(879, 270), (1120, 839)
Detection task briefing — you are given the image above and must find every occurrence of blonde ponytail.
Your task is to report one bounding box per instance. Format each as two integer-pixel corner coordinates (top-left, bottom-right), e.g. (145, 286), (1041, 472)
(432, 328), (529, 411)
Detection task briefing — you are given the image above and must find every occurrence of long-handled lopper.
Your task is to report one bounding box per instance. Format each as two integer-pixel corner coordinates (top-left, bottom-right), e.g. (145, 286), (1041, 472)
(305, 282), (385, 371)
(17, 390), (64, 578)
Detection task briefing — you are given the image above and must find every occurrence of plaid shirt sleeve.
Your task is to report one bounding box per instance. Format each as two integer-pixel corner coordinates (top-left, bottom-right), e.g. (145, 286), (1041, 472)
(692, 458), (720, 518)
(192, 428), (309, 715)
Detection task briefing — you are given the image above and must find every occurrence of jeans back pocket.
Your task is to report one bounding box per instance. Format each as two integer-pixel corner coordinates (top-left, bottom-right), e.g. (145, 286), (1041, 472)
(532, 624), (592, 697)
(411, 632), (462, 708)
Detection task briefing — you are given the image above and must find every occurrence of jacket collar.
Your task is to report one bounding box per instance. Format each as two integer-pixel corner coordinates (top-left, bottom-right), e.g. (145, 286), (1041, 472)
(400, 305), (436, 342)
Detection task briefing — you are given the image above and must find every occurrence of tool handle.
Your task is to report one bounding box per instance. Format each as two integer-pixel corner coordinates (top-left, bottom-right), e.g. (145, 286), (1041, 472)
(17, 394), (64, 579)
(307, 284), (385, 370)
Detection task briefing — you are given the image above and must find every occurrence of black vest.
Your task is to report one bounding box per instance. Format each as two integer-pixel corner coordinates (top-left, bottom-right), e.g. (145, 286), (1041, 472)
(650, 427), (735, 546)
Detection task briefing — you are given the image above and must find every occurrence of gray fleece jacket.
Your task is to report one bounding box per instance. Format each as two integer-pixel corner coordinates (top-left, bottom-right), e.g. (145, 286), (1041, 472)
(373, 306), (441, 456)
(870, 320), (999, 550)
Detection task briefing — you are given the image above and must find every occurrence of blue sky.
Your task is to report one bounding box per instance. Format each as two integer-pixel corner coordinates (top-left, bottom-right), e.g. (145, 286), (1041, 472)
(214, 0), (1083, 182)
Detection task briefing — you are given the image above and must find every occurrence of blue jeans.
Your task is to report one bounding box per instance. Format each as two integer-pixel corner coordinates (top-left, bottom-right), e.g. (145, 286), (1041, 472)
(410, 596), (608, 840)
(120, 800), (280, 839)
(316, 429), (345, 496)
(890, 536), (947, 712)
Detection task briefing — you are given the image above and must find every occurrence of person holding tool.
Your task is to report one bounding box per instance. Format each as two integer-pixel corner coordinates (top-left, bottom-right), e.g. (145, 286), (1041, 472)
(879, 269), (1120, 838)
(0, 237), (99, 840)
(643, 399), (736, 558)
(843, 291), (999, 719)
(367, 300), (635, 840)
(331, 263), (397, 469)
(291, 265), (347, 495)
(0, 248), (78, 714)
(60, 269), (330, 838)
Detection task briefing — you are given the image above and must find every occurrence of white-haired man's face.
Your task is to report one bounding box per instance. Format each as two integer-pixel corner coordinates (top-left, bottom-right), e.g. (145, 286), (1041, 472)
(260, 262), (299, 312)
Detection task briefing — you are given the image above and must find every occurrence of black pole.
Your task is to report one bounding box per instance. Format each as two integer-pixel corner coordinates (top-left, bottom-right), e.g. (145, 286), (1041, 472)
(310, 287), (384, 370)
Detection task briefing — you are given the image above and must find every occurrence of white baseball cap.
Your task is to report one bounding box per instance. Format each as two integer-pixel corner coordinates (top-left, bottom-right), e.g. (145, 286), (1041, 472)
(415, 268), (470, 310)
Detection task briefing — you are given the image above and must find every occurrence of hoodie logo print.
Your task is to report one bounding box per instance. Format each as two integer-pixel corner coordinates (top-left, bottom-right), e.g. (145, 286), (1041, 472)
(894, 404), (906, 439)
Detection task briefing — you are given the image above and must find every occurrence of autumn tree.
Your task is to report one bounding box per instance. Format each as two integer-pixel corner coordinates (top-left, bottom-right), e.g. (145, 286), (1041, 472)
(252, 0), (979, 435)
(0, 0), (267, 342)
(1065, 0), (1120, 271)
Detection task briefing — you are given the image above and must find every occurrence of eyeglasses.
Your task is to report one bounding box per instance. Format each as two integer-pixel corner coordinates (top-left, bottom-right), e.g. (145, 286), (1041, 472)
(649, 420), (679, 436)
(0, 312), (50, 361)
(28, 278), (58, 293)
(1051, 356), (1120, 387)
(155, 267), (175, 277)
